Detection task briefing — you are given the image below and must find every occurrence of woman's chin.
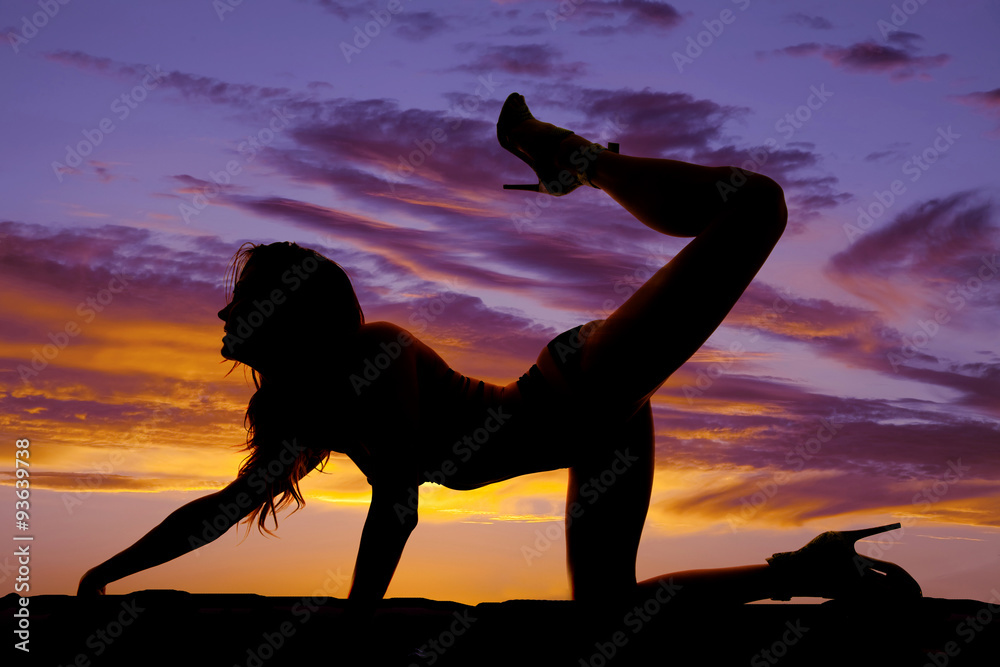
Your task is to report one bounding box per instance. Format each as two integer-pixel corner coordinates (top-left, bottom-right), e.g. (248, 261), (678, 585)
(220, 345), (249, 364)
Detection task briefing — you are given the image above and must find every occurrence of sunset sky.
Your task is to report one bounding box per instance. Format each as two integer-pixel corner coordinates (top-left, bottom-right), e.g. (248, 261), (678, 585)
(1, 0), (998, 605)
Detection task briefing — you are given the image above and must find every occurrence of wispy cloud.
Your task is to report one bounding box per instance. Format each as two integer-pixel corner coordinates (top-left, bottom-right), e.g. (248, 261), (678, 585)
(951, 87), (1000, 133)
(453, 43), (587, 78)
(783, 13), (833, 30)
(760, 36), (949, 81)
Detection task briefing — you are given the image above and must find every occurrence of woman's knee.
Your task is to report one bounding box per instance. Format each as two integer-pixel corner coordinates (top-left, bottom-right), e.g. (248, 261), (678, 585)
(724, 168), (787, 231)
(757, 174), (788, 227)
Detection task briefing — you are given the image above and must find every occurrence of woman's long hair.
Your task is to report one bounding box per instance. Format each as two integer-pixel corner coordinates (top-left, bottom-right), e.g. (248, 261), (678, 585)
(223, 241), (364, 535)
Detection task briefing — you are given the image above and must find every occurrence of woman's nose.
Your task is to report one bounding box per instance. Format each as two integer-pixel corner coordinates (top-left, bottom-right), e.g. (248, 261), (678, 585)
(218, 304), (231, 320)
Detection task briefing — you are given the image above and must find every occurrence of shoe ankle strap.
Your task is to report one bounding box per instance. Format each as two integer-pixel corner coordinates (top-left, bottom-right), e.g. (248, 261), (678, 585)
(575, 143), (608, 189)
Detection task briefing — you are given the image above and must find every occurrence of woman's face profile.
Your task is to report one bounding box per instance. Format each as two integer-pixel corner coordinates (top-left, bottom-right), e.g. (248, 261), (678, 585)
(218, 261), (273, 365)
(217, 245), (363, 370)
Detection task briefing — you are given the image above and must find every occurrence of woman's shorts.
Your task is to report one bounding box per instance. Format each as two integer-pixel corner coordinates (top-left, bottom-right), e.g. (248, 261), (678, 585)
(515, 320), (605, 416)
(517, 319), (648, 426)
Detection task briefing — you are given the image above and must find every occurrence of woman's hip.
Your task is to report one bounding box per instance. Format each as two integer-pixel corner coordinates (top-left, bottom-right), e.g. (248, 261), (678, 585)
(531, 320), (652, 424)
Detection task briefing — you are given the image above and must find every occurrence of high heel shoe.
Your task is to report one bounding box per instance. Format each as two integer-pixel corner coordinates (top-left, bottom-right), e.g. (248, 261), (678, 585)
(497, 92), (619, 196)
(765, 523), (922, 601)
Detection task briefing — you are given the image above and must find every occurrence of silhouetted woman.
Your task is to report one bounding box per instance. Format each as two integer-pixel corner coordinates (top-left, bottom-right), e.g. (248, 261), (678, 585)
(78, 93), (920, 607)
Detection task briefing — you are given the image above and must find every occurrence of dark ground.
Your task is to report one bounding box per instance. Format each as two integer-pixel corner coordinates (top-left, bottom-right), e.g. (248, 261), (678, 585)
(5, 590), (999, 666)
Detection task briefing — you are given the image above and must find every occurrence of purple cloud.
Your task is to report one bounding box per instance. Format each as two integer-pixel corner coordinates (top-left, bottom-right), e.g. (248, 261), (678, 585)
(762, 38), (949, 81)
(828, 191), (998, 293)
(952, 88), (1000, 112)
(783, 13), (833, 30)
(576, 0), (684, 35)
(951, 88), (1000, 133)
(453, 43), (587, 79)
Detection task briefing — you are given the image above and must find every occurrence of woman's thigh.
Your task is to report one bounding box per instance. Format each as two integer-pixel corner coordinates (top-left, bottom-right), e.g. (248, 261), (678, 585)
(571, 190), (785, 413)
(536, 320), (655, 425)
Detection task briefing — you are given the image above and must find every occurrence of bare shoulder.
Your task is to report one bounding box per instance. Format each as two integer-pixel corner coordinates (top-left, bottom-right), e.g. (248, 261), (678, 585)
(346, 321), (452, 412)
(353, 321), (444, 368)
(355, 320), (414, 345)
(347, 322), (444, 465)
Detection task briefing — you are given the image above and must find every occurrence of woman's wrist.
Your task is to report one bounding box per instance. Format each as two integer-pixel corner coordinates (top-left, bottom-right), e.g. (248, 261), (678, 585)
(78, 564), (111, 595)
(89, 558), (120, 587)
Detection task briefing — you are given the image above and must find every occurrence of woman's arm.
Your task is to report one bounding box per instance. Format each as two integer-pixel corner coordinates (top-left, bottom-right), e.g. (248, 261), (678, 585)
(77, 475), (265, 595)
(348, 476), (419, 610)
(346, 322), (423, 609)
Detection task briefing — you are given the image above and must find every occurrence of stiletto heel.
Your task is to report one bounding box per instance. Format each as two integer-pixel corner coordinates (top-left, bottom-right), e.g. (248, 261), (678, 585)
(497, 92), (619, 196)
(839, 523), (901, 542)
(500, 144), (621, 193)
(766, 523), (922, 601)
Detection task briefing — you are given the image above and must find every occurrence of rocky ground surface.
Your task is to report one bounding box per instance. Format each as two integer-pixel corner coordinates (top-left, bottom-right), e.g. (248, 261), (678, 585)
(5, 590), (999, 666)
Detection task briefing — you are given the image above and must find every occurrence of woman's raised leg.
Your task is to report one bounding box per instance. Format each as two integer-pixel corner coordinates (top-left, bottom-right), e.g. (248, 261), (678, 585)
(570, 141), (789, 414)
(503, 103), (786, 602)
(548, 139), (787, 602)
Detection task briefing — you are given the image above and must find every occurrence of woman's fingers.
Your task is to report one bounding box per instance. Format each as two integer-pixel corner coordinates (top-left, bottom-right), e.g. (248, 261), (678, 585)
(77, 569), (107, 596)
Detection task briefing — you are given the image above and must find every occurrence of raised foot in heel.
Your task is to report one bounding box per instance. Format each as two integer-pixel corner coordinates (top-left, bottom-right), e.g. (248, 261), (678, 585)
(497, 92), (618, 196)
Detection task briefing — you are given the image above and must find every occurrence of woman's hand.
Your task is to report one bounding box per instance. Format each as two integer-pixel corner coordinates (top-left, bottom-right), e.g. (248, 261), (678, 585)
(77, 567), (108, 597)
(71, 480), (262, 599)
(349, 476), (419, 604)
